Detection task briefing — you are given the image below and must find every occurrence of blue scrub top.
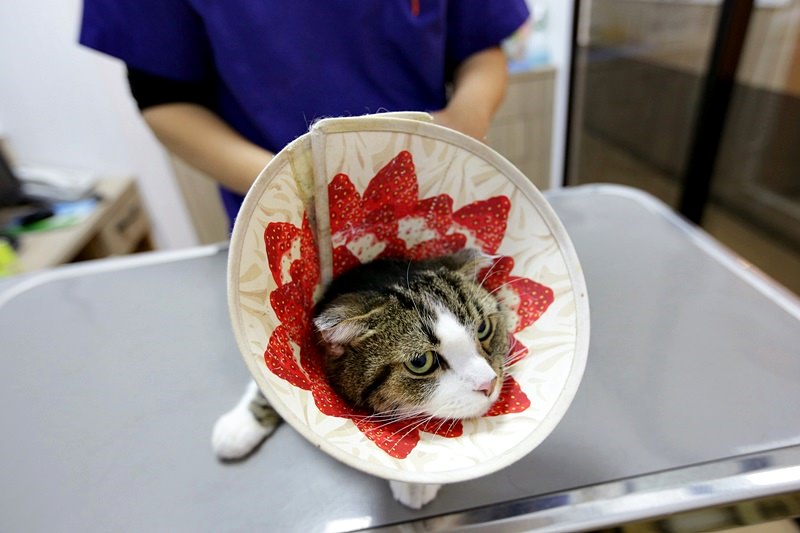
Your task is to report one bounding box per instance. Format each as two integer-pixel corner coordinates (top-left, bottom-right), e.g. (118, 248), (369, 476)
(81, 0), (529, 222)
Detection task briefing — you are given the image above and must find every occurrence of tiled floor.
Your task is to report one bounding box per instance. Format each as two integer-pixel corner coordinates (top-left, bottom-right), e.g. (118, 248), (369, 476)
(575, 133), (800, 295)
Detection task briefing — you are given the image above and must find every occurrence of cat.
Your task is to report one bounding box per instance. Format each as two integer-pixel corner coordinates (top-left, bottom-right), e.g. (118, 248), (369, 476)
(213, 248), (510, 509)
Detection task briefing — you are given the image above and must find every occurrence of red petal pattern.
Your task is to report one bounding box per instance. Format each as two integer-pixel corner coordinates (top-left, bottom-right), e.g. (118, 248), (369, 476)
(506, 335), (529, 367)
(414, 194), (454, 234)
(264, 325), (310, 390)
(407, 233), (466, 261)
(329, 173), (364, 235)
(453, 196), (510, 254)
(419, 418), (464, 438)
(363, 150), (418, 215)
(332, 246), (362, 278)
(269, 283), (306, 345)
(510, 278), (555, 333)
(486, 376), (531, 416)
(264, 222), (300, 287)
(481, 256), (554, 333)
(356, 418), (420, 459)
(260, 151), (556, 459)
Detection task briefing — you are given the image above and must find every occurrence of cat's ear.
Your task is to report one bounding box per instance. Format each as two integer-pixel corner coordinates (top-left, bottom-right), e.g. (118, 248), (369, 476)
(314, 295), (381, 357)
(443, 248), (496, 280)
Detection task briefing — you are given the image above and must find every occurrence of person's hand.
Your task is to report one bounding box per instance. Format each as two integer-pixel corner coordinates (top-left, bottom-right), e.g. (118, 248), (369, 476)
(431, 105), (492, 142)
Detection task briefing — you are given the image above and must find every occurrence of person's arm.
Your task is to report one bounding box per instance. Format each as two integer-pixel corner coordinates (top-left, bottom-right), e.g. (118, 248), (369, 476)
(125, 67), (271, 195)
(431, 47), (508, 141)
(142, 103), (272, 195)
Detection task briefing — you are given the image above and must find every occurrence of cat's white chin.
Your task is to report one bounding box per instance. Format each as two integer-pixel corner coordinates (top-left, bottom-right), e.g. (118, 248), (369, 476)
(423, 388), (501, 420)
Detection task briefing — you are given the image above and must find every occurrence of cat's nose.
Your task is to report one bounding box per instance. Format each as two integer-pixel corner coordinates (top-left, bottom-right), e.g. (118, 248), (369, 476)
(476, 377), (498, 397)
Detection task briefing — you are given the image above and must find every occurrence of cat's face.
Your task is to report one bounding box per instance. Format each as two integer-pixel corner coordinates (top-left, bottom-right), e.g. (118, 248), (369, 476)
(314, 250), (510, 420)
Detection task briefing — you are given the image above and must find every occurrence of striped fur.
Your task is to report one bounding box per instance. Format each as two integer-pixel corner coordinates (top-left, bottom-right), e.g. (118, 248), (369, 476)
(314, 249), (510, 420)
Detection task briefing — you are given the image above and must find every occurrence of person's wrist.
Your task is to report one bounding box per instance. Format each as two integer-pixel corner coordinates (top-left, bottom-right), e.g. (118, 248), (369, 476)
(454, 97), (491, 122)
(450, 100), (492, 140)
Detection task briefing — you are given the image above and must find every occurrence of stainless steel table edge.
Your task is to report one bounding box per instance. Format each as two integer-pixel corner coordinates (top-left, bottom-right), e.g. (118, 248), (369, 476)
(546, 185), (800, 320)
(368, 445), (800, 533)
(0, 243), (229, 310)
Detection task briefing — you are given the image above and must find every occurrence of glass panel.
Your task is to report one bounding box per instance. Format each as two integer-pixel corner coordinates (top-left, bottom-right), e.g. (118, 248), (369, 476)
(569, 0), (800, 294)
(708, 0), (800, 294)
(569, 0), (720, 203)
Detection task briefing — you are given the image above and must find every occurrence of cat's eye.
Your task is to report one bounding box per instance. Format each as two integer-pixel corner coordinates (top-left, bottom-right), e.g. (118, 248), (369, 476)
(404, 351), (438, 375)
(477, 319), (493, 341)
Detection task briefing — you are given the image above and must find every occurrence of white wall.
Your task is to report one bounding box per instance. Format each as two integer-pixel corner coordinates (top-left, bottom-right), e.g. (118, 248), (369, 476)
(515, 0), (575, 189)
(0, 0), (197, 250)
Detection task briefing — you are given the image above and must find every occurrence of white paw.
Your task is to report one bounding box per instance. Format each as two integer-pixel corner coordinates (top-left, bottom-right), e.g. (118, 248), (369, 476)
(212, 405), (275, 460)
(389, 481), (441, 509)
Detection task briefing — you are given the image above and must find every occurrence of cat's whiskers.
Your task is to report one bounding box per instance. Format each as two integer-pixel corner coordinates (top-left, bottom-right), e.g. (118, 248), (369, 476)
(370, 410), (428, 425)
(357, 394), (500, 454)
(352, 406), (431, 432)
(503, 344), (529, 370)
(477, 256), (503, 293)
(475, 291), (504, 313)
(351, 409), (421, 424)
(349, 413), (403, 426)
(385, 417), (430, 455)
(484, 279), (521, 299)
(379, 402), (456, 455)
(364, 417), (423, 433)
(385, 409), (447, 455)
(431, 412), (459, 436)
(351, 411), (406, 421)
(445, 417), (460, 436)
(425, 413), (460, 438)
(504, 359), (524, 370)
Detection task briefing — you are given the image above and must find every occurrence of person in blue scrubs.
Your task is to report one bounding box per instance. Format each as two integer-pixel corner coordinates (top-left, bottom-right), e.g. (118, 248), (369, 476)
(81, 1), (529, 223)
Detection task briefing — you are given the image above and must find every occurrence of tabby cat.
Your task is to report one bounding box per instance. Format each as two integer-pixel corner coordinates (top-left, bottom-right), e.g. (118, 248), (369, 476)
(213, 248), (511, 508)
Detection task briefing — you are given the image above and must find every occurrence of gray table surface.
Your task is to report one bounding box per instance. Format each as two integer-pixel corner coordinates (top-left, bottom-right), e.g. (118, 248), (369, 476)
(1, 185), (798, 533)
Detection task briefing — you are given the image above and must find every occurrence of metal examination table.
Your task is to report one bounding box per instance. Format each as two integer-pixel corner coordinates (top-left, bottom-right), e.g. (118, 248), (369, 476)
(1, 185), (798, 532)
